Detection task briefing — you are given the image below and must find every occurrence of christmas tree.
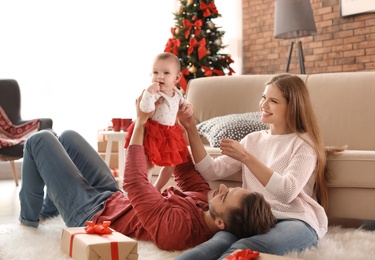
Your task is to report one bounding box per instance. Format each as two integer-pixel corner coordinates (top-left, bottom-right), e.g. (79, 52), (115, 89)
(164, 0), (235, 93)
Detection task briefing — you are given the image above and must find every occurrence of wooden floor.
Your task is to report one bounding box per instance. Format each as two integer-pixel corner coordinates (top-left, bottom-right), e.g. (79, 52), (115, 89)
(0, 179), (20, 225)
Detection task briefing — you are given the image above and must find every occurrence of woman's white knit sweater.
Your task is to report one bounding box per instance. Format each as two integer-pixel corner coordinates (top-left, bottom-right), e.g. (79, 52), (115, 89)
(196, 130), (327, 238)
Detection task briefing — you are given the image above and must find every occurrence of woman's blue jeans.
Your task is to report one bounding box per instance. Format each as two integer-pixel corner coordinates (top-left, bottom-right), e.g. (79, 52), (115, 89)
(175, 219), (318, 260)
(19, 130), (120, 228)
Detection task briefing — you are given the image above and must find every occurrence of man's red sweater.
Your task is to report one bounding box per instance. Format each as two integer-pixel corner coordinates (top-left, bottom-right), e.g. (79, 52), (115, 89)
(93, 145), (214, 251)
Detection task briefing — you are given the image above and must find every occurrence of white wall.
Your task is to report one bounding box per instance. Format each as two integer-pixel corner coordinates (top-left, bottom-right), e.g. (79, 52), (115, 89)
(215, 0), (242, 75)
(0, 0), (241, 148)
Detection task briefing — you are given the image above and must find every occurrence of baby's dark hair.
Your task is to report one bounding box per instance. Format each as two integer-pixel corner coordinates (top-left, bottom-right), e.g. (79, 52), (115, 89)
(225, 192), (276, 238)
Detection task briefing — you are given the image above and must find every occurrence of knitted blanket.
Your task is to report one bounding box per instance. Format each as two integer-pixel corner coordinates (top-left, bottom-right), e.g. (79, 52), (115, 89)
(0, 106), (39, 149)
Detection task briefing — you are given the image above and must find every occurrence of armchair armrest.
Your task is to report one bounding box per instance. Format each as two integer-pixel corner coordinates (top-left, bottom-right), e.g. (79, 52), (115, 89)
(38, 118), (53, 130)
(19, 117), (53, 130)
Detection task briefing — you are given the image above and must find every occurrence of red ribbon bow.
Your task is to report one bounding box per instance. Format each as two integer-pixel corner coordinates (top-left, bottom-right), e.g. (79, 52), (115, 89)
(164, 37), (181, 56)
(200, 2), (218, 17)
(228, 67), (236, 75)
(202, 66), (224, 76)
(227, 56), (234, 64)
(179, 68), (190, 93)
(225, 249), (260, 260)
(187, 38), (207, 60)
(84, 221), (113, 234)
(183, 19), (203, 38)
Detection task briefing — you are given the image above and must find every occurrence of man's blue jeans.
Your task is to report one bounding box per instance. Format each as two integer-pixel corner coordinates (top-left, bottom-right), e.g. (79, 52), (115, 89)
(175, 219), (318, 260)
(19, 130), (120, 228)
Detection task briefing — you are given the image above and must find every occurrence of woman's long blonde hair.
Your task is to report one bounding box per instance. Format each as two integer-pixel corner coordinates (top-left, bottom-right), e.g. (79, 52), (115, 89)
(267, 74), (345, 210)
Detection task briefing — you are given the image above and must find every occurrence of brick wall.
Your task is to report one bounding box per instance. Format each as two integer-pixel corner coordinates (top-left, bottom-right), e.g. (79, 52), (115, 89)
(242, 0), (375, 74)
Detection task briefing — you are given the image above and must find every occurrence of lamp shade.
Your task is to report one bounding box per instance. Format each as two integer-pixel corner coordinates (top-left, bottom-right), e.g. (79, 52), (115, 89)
(274, 0), (317, 39)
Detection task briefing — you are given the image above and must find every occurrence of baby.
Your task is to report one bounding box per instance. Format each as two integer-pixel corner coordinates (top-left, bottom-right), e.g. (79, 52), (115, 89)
(125, 52), (193, 191)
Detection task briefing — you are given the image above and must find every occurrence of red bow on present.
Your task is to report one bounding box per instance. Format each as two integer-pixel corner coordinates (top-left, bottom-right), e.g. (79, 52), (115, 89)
(224, 249), (260, 260)
(183, 19), (203, 39)
(187, 38), (207, 60)
(200, 2), (218, 17)
(164, 37), (181, 56)
(84, 221), (113, 234)
(202, 66), (224, 76)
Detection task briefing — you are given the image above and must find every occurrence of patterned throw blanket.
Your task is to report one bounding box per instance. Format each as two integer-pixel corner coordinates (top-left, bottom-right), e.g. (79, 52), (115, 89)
(0, 106), (40, 149)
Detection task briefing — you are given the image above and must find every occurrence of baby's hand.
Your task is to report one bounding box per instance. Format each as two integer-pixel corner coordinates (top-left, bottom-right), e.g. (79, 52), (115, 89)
(146, 82), (160, 94)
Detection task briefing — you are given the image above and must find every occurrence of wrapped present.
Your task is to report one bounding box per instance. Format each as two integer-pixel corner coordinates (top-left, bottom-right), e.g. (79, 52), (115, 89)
(97, 141), (119, 153)
(99, 152), (119, 169)
(61, 221), (138, 260)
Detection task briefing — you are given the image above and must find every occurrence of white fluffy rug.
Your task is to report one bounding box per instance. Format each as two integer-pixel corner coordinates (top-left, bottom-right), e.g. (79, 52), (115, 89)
(0, 217), (374, 260)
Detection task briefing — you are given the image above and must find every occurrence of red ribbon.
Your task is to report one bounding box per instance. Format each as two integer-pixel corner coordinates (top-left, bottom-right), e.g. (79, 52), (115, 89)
(164, 37), (181, 56)
(224, 249), (260, 260)
(179, 68), (190, 93)
(69, 221), (119, 260)
(197, 38), (207, 60)
(188, 38), (207, 60)
(183, 19), (203, 38)
(202, 66), (224, 76)
(187, 38), (197, 56)
(84, 221), (113, 234)
(200, 2), (218, 17)
(227, 56), (234, 64)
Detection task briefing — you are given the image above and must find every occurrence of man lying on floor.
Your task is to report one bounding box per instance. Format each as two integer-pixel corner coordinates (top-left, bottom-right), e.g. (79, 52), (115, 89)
(18, 95), (275, 251)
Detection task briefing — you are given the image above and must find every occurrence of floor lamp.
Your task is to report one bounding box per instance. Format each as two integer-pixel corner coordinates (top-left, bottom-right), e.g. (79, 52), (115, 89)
(274, 0), (317, 74)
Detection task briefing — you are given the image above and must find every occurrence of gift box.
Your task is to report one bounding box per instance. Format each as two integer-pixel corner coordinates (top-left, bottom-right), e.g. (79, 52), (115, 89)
(97, 141), (119, 153)
(99, 152), (119, 169)
(61, 222), (138, 260)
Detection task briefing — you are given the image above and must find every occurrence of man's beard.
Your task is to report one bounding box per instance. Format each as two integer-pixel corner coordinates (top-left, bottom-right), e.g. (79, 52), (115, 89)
(208, 201), (219, 219)
(207, 188), (220, 218)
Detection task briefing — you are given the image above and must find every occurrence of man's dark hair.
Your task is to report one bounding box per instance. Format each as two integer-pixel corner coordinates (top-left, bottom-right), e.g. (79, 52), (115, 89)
(224, 192), (276, 238)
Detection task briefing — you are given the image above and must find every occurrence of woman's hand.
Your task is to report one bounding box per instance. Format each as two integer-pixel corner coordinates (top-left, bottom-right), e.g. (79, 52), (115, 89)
(221, 138), (273, 186)
(220, 138), (250, 162)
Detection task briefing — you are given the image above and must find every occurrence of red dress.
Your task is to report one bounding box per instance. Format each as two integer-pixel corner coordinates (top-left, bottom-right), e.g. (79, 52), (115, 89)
(125, 119), (189, 166)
